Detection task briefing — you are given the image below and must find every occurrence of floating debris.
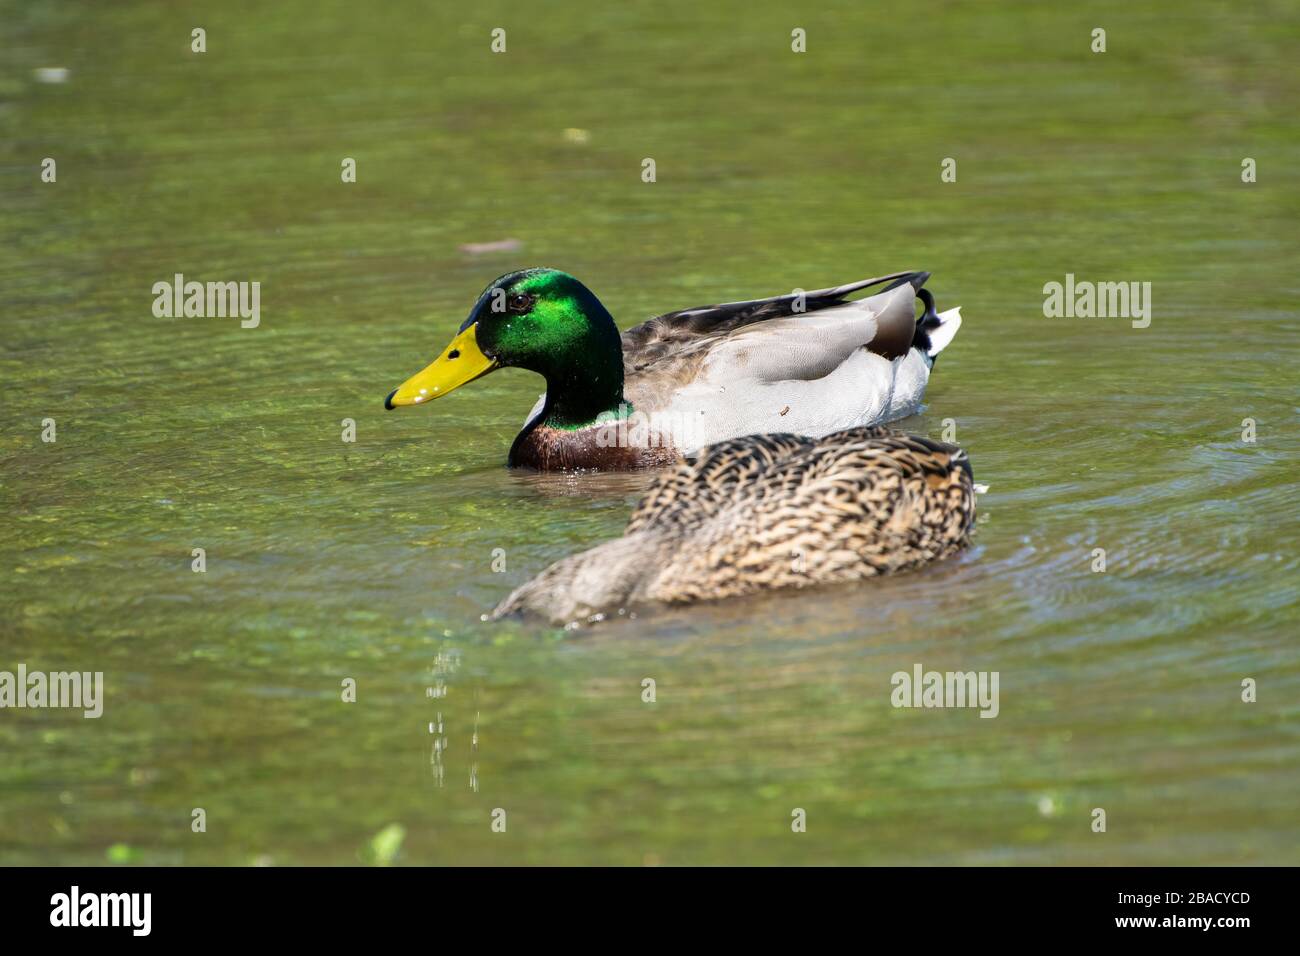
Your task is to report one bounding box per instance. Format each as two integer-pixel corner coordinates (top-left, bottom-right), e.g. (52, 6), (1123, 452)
(33, 67), (70, 84)
(361, 823), (406, 866)
(459, 238), (522, 256)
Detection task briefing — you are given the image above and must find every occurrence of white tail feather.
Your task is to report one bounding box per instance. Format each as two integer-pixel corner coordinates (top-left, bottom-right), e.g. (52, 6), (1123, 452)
(927, 307), (962, 357)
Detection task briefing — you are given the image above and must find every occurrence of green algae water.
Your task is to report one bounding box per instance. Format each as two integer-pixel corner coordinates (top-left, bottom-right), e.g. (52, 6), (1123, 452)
(2, 0), (1297, 865)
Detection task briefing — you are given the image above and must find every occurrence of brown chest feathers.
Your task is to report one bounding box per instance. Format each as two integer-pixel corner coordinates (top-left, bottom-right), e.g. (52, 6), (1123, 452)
(508, 423), (681, 471)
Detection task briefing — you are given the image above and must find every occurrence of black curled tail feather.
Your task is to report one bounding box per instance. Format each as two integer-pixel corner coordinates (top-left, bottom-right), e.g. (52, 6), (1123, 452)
(911, 288), (941, 356)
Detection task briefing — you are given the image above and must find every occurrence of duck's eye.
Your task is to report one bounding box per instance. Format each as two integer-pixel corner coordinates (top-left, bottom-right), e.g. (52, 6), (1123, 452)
(507, 293), (535, 314)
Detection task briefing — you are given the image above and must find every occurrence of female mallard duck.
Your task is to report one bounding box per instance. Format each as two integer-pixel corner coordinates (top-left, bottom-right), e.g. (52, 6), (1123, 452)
(491, 426), (976, 625)
(384, 269), (962, 470)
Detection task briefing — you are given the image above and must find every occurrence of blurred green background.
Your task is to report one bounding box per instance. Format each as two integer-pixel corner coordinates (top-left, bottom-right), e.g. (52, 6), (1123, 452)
(1, 0), (1297, 865)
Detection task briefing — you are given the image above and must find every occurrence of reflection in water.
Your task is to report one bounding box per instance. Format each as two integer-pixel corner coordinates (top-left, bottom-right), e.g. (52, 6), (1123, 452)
(427, 650), (461, 788)
(470, 708), (480, 794)
(506, 467), (660, 501)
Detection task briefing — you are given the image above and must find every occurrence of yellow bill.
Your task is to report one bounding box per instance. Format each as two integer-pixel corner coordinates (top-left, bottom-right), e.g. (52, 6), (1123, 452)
(385, 324), (497, 409)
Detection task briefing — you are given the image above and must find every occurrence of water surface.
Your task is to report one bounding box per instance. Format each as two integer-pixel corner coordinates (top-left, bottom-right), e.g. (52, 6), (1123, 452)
(1, 0), (1297, 865)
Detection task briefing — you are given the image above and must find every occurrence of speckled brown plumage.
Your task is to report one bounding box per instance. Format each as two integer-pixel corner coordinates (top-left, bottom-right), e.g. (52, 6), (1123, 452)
(492, 426), (976, 625)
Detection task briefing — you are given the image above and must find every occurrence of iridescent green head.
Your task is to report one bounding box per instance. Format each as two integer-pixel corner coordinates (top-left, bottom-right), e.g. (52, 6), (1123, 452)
(385, 269), (626, 428)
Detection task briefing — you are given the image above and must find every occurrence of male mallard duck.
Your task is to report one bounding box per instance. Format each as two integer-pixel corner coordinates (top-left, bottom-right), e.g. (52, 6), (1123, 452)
(384, 269), (962, 470)
(491, 426), (976, 625)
